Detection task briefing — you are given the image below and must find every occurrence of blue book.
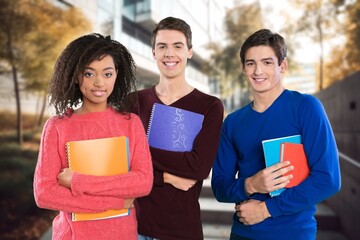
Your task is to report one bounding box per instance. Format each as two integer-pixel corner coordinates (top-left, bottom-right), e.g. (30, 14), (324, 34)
(262, 134), (302, 197)
(147, 103), (204, 152)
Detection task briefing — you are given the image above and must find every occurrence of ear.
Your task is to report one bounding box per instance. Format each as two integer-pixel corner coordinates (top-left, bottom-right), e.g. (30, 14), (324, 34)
(187, 48), (193, 59)
(152, 49), (156, 60)
(280, 57), (288, 73)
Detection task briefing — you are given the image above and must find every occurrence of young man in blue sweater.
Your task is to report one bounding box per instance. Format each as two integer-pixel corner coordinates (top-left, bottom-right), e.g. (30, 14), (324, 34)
(211, 29), (341, 240)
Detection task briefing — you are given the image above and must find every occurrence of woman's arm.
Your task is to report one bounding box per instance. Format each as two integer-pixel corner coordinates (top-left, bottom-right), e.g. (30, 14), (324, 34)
(34, 119), (126, 214)
(66, 116), (153, 198)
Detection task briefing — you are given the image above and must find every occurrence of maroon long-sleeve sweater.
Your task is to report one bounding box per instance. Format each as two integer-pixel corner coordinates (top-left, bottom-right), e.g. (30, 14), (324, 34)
(133, 87), (224, 240)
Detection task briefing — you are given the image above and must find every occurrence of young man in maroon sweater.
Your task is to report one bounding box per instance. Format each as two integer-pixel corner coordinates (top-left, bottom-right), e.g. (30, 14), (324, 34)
(132, 17), (224, 240)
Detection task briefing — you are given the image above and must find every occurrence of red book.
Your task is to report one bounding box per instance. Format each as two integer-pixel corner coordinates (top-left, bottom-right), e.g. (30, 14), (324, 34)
(280, 142), (310, 188)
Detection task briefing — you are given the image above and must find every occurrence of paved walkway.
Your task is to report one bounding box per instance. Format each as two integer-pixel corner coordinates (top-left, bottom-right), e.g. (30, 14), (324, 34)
(41, 178), (348, 240)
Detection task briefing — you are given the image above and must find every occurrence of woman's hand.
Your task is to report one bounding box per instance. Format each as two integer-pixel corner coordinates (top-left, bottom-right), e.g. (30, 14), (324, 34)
(124, 198), (135, 208)
(57, 168), (74, 189)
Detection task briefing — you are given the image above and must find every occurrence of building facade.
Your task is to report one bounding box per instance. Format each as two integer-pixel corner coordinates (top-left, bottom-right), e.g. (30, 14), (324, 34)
(55, 0), (227, 95)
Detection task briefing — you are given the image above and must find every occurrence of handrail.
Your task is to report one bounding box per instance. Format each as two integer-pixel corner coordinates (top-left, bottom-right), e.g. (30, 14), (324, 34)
(339, 151), (360, 169)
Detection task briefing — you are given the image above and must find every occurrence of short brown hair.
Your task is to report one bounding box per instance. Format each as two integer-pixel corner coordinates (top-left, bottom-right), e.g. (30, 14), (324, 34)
(240, 29), (287, 66)
(151, 17), (192, 50)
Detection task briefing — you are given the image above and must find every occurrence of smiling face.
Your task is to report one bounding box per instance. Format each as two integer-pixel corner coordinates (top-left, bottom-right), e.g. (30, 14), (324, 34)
(243, 45), (287, 96)
(78, 55), (117, 112)
(152, 29), (193, 80)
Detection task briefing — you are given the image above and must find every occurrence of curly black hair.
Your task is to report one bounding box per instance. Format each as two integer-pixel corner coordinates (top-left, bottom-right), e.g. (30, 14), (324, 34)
(48, 33), (137, 116)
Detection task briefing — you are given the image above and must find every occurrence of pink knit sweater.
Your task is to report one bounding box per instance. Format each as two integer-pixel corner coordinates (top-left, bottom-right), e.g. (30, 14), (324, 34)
(33, 108), (153, 240)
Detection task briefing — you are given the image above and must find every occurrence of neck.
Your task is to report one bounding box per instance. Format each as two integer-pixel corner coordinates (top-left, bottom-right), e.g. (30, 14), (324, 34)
(155, 80), (194, 105)
(252, 87), (285, 113)
(75, 103), (108, 114)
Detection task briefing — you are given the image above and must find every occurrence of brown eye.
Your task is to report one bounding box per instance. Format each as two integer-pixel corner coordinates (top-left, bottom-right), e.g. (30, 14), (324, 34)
(84, 72), (93, 77)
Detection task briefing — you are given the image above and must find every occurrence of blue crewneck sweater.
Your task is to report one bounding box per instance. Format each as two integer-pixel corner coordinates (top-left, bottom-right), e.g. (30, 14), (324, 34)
(211, 90), (341, 240)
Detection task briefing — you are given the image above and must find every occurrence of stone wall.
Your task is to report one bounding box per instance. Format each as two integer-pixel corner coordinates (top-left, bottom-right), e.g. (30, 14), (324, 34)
(314, 71), (360, 240)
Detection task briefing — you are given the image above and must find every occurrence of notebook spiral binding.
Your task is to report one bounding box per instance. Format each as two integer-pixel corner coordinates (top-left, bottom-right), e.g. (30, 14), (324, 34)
(65, 143), (71, 169)
(146, 104), (157, 138)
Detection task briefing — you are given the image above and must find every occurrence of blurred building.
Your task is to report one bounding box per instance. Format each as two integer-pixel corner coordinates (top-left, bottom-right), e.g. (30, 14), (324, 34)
(53, 0), (227, 97)
(284, 63), (317, 94)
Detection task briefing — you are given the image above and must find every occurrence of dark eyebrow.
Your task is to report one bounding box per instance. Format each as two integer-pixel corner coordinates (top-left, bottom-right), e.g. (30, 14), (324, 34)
(262, 57), (274, 62)
(245, 59), (255, 64)
(84, 66), (115, 71)
(156, 42), (185, 47)
(156, 42), (167, 47)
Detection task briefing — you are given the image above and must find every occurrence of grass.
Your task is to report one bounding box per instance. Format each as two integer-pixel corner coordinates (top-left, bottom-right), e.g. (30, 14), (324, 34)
(0, 110), (42, 132)
(0, 111), (56, 240)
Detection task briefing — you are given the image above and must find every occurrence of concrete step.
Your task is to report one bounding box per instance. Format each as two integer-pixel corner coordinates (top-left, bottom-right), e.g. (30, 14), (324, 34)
(41, 178), (346, 240)
(200, 195), (348, 240)
(200, 178), (342, 230)
(200, 197), (234, 225)
(202, 223), (231, 240)
(200, 195), (343, 229)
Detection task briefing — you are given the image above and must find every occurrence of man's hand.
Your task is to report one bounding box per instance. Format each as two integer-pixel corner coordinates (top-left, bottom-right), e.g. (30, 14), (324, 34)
(245, 161), (294, 195)
(163, 172), (197, 191)
(235, 199), (271, 225)
(57, 168), (74, 189)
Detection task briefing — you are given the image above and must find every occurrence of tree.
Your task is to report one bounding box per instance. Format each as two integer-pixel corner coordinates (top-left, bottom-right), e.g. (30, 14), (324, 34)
(0, 0), (32, 145)
(324, 0), (360, 85)
(290, 0), (340, 90)
(19, 1), (90, 128)
(206, 2), (263, 112)
(0, 0), (90, 145)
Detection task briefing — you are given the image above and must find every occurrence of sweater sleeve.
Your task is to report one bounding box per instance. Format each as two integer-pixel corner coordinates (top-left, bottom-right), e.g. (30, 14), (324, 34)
(33, 119), (125, 213)
(150, 99), (224, 180)
(211, 117), (249, 202)
(69, 115), (153, 198)
(265, 95), (341, 218)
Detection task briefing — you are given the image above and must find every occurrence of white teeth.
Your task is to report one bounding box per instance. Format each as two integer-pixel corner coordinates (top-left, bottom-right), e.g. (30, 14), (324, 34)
(254, 78), (265, 82)
(93, 91), (105, 96)
(164, 62), (176, 66)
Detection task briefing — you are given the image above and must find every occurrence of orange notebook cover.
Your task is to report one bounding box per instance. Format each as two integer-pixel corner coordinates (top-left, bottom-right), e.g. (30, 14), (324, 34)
(280, 142), (310, 188)
(66, 136), (130, 221)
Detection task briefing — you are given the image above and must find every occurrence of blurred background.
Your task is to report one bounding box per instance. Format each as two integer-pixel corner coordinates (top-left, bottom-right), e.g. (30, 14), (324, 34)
(0, 0), (358, 239)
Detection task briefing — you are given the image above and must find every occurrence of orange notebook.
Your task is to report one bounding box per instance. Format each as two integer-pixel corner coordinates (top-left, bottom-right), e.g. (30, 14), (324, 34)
(66, 136), (130, 221)
(280, 142), (310, 188)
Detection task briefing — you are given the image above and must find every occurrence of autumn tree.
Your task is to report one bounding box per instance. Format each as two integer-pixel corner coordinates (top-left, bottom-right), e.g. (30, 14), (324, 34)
(207, 2), (263, 112)
(0, 0), (90, 145)
(19, 0), (90, 128)
(0, 0), (32, 145)
(323, 0), (360, 85)
(290, 0), (341, 90)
